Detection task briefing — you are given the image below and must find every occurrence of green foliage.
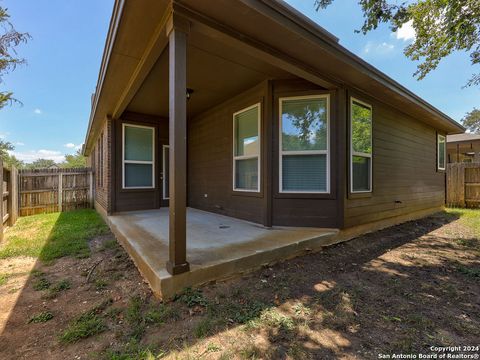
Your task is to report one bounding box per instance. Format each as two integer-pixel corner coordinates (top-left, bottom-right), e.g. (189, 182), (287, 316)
(25, 159), (56, 169)
(61, 149), (86, 168)
(32, 276), (51, 291)
(351, 102), (372, 153)
(144, 304), (179, 324)
(46, 279), (71, 298)
(0, 209), (109, 261)
(315, 0), (480, 87)
(28, 311), (54, 324)
(0, 6), (30, 109)
(281, 100), (327, 151)
(0, 272), (10, 286)
(462, 108), (480, 133)
(456, 265), (480, 278)
(175, 287), (209, 308)
(59, 299), (111, 343)
(0, 140), (24, 169)
(104, 341), (157, 360)
(126, 296), (147, 340)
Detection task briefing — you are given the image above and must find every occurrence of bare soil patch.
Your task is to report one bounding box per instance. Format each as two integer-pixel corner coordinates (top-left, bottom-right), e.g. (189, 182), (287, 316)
(0, 211), (479, 359)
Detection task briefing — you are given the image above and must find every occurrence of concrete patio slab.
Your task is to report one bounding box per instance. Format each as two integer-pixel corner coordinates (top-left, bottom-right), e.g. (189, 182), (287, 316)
(107, 208), (339, 298)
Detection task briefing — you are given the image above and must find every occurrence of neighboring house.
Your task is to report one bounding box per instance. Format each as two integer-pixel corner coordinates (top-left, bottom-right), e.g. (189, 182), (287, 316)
(83, 0), (464, 297)
(447, 133), (480, 163)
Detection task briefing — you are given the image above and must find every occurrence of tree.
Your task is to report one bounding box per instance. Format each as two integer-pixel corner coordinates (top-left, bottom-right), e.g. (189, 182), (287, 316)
(27, 158), (56, 169)
(0, 140), (24, 168)
(462, 108), (480, 133)
(1, 6), (30, 109)
(315, 0), (480, 87)
(61, 149), (86, 168)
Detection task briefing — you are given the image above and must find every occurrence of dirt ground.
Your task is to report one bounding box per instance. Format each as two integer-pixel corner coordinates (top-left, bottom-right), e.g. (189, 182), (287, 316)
(0, 212), (479, 359)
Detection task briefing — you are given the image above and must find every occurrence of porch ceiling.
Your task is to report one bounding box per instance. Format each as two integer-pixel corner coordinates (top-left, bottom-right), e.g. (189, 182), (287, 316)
(126, 31), (293, 118)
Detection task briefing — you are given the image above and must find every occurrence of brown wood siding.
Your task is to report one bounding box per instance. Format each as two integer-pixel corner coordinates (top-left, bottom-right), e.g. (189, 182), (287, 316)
(271, 80), (341, 228)
(344, 90), (445, 228)
(114, 112), (169, 212)
(187, 82), (267, 223)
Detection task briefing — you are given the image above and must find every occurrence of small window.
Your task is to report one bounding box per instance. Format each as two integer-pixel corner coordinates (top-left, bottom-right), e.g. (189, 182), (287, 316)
(122, 124), (155, 189)
(233, 104), (261, 192)
(437, 134), (446, 170)
(350, 98), (372, 193)
(279, 95), (329, 193)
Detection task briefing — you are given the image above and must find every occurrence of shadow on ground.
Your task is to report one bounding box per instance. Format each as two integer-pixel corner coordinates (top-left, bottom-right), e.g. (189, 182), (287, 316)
(1, 210), (479, 360)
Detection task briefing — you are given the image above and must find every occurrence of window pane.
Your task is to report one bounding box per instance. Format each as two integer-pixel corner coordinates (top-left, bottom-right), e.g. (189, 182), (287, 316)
(282, 154), (327, 191)
(164, 147), (169, 198)
(125, 163), (153, 188)
(352, 156), (371, 192)
(282, 97), (327, 151)
(351, 101), (372, 154)
(234, 106), (259, 157)
(125, 126), (153, 161)
(438, 138), (445, 168)
(235, 158), (258, 190)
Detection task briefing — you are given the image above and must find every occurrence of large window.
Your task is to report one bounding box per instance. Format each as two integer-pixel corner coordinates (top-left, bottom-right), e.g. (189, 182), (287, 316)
(437, 134), (446, 170)
(350, 98), (373, 193)
(122, 124), (155, 189)
(279, 95), (329, 193)
(233, 104), (261, 192)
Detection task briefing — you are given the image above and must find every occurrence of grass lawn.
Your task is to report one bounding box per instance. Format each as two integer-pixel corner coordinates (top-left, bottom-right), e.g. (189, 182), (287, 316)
(447, 208), (480, 234)
(0, 208), (479, 359)
(0, 209), (109, 262)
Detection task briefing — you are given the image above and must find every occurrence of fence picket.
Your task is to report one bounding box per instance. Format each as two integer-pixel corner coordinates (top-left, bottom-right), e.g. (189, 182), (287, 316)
(18, 167), (92, 216)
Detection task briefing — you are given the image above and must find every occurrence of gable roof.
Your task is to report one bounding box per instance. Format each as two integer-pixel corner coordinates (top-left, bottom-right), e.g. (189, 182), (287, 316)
(83, 0), (465, 154)
(447, 133), (480, 143)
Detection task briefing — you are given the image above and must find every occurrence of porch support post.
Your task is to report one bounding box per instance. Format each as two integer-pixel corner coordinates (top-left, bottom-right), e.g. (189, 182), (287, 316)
(166, 15), (190, 275)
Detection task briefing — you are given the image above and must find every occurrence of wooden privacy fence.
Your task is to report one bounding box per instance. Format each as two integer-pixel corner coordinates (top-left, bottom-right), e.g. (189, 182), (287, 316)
(19, 168), (93, 216)
(447, 163), (480, 207)
(0, 160), (18, 240)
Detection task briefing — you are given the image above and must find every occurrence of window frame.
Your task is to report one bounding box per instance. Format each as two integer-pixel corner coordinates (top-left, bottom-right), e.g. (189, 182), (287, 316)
(232, 103), (262, 193)
(122, 123), (155, 190)
(437, 133), (446, 171)
(162, 144), (169, 199)
(278, 94), (330, 194)
(350, 97), (373, 194)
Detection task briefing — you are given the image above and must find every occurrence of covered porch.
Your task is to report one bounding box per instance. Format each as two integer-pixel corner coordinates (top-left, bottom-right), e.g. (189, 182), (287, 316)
(107, 208), (338, 298)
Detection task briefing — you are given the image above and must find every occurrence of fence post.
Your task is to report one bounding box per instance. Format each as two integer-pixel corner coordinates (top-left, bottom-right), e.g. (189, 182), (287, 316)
(58, 173), (63, 212)
(89, 170), (94, 208)
(9, 166), (18, 226)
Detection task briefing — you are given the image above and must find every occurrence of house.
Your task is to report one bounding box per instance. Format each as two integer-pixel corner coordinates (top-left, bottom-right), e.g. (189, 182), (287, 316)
(447, 133), (480, 163)
(83, 0), (464, 298)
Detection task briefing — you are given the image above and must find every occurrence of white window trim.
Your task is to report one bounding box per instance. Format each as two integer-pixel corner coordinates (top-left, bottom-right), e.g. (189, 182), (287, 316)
(122, 123), (155, 190)
(437, 134), (446, 171)
(162, 145), (169, 199)
(279, 94), (330, 194)
(350, 97), (373, 194)
(232, 103), (261, 192)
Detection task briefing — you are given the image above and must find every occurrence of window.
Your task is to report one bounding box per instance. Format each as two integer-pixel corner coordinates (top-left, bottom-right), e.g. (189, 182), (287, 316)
(437, 134), (446, 170)
(163, 145), (169, 199)
(350, 98), (372, 193)
(279, 95), (329, 193)
(233, 104), (261, 191)
(122, 124), (155, 189)
(97, 133), (104, 188)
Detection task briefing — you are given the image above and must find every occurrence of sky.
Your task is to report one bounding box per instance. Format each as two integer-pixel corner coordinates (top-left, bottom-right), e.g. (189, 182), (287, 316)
(0, 0), (478, 163)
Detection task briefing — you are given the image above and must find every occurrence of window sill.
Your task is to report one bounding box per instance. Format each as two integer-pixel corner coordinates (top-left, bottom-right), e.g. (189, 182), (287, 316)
(348, 192), (372, 199)
(119, 188), (156, 193)
(231, 190), (263, 198)
(274, 192), (335, 200)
